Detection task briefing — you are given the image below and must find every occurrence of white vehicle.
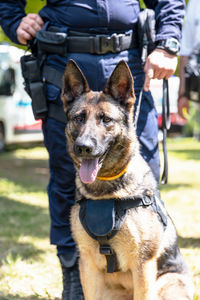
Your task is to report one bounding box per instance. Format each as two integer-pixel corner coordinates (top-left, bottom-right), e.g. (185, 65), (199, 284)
(0, 45), (43, 151)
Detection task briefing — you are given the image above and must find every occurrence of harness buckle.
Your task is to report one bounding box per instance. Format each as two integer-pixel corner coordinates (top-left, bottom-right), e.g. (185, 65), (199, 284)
(100, 245), (113, 255)
(142, 195), (153, 206)
(91, 33), (124, 54)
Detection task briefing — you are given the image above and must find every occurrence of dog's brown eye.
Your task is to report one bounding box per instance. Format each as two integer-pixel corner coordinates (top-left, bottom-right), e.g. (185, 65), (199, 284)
(74, 114), (85, 123)
(102, 115), (112, 123)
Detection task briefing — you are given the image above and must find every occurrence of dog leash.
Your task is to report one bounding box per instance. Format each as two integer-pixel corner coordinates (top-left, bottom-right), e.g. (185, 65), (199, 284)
(161, 79), (171, 184)
(134, 79), (170, 184)
(134, 87), (144, 127)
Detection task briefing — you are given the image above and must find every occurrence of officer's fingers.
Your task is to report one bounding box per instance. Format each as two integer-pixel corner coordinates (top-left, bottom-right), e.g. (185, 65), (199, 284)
(157, 69), (174, 80)
(153, 67), (174, 80)
(19, 21), (38, 38)
(152, 63), (173, 79)
(23, 18), (42, 34)
(153, 68), (162, 79)
(144, 68), (154, 91)
(17, 14), (44, 45)
(16, 28), (32, 45)
(157, 69), (167, 80)
(26, 13), (44, 26)
(164, 69), (174, 80)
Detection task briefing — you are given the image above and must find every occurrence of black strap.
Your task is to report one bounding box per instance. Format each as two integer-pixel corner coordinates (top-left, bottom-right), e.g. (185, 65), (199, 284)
(98, 237), (118, 273)
(48, 103), (67, 123)
(43, 65), (63, 89)
(68, 33), (135, 54)
(42, 65), (67, 123)
(78, 195), (154, 273)
(37, 30), (136, 56)
(161, 79), (171, 184)
(134, 80), (170, 184)
(78, 195), (154, 240)
(134, 87), (144, 127)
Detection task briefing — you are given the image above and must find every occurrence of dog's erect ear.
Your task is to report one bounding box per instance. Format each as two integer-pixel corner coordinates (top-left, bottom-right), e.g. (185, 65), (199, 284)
(62, 59), (90, 109)
(104, 60), (135, 108)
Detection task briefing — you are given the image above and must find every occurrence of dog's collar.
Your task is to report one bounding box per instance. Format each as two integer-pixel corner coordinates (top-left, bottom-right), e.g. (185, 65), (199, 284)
(97, 162), (130, 181)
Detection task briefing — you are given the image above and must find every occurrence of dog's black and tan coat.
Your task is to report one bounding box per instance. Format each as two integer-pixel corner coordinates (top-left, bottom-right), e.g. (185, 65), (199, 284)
(61, 60), (194, 300)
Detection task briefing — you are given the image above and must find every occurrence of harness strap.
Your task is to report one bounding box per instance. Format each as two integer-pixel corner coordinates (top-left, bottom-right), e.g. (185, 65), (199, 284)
(98, 237), (118, 273)
(42, 65), (67, 123)
(78, 194), (159, 273)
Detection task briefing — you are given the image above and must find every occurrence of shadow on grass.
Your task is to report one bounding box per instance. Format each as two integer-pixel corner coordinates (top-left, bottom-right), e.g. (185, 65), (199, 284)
(0, 195), (50, 264)
(0, 293), (60, 300)
(178, 236), (200, 249)
(169, 149), (200, 161)
(4, 142), (44, 152)
(159, 183), (192, 192)
(0, 151), (49, 193)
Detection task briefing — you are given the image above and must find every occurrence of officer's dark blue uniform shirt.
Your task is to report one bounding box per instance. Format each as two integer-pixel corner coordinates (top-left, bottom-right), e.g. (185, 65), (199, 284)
(0, 0), (185, 44)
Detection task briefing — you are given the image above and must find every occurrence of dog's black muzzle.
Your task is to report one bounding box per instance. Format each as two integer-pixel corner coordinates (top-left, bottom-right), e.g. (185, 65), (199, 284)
(73, 136), (105, 158)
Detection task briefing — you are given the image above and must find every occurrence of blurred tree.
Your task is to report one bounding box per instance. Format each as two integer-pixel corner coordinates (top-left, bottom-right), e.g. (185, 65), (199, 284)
(139, 0), (146, 9)
(26, 0), (46, 14)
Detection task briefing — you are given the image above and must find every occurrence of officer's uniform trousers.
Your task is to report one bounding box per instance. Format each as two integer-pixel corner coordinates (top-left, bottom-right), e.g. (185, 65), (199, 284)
(42, 48), (160, 258)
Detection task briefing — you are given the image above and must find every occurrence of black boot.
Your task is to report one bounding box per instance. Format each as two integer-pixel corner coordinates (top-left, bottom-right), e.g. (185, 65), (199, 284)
(58, 253), (84, 300)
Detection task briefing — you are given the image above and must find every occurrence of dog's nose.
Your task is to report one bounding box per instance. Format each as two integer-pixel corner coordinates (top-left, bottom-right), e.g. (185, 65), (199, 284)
(74, 141), (94, 156)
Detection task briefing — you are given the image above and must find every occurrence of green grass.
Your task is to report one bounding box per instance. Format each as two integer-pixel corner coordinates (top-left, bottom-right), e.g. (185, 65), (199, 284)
(0, 138), (199, 299)
(0, 147), (61, 300)
(160, 137), (200, 299)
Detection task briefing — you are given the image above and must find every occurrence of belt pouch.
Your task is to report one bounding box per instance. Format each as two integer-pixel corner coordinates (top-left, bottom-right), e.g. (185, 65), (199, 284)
(20, 54), (48, 120)
(36, 30), (68, 56)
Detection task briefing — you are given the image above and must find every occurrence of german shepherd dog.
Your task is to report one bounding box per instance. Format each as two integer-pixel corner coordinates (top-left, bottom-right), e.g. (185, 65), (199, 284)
(61, 60), (194, 300)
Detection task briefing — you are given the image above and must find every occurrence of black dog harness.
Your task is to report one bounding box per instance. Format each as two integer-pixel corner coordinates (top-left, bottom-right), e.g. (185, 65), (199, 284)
(78, 192), (167, 273)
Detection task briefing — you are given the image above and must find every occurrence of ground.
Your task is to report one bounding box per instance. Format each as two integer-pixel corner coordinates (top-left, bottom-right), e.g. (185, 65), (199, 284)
(0, 138), (199, 299)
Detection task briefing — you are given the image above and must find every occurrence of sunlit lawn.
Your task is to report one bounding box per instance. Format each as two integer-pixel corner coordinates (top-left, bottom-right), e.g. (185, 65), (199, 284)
(0, 147), (61, 300)
(0, 138), (199, 299)
(160, 137), (200, 300)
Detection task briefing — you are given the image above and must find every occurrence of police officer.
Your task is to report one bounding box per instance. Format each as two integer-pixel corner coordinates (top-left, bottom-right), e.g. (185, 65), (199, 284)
(0, 1), (184, 299)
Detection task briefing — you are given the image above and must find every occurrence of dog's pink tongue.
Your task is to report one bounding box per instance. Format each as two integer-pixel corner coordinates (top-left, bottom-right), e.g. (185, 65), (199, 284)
(79, 158), (99, 184)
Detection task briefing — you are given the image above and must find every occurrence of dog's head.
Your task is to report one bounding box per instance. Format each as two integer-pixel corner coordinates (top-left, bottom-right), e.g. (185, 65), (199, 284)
(62, 60), (137, 184)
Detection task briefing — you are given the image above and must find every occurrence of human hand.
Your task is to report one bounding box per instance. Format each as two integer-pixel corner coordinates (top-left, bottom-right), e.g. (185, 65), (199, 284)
(144, 49), (178, 91)
(178, 95), (190, 119)
(16, 13), (44, 45)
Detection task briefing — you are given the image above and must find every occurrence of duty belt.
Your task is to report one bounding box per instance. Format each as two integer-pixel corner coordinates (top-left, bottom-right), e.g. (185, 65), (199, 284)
(36, 30), (136, 56)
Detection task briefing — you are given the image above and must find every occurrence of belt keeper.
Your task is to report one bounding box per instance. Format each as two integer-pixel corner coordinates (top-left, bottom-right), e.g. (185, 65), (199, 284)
(100, 245), (113, 255)
(89, 36), (95, 54)
(94, 36), (101, 54)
